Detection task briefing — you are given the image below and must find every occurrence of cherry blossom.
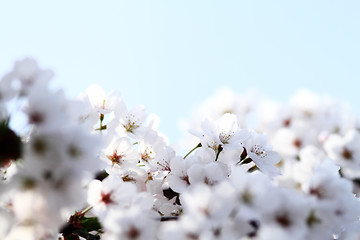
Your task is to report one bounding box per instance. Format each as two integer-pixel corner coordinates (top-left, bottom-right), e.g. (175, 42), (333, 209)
(0, 59), (360, 240)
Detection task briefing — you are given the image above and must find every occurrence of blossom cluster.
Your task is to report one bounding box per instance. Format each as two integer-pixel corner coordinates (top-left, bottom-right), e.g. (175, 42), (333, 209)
(0, 59), (359, 240)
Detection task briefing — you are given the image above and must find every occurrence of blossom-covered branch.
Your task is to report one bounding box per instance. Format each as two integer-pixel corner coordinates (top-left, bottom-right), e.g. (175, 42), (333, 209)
(0, 59), (359, 240)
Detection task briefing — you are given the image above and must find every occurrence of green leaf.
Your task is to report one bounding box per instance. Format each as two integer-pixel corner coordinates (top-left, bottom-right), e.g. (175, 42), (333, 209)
(81, 217), (102, 232)
(0, 118), (10, 129)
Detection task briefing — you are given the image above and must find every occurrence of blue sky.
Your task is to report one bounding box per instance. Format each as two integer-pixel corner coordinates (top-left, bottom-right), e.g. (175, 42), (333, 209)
(1, 1), (359, 142)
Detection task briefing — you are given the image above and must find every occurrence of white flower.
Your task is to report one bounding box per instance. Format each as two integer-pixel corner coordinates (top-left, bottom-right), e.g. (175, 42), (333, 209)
(7, 167), (86, 232)
(24, 126), (102, 176)
(304, 160), (352, 200)
(116, 167), (149, 192)
(324, 129), (360, 178)
(4, 222), (57, 240)
(167, 156), (195, 193)
(243, 130), (281, 177)
(153, 194), (181, 217)
(180, 183), (236, 231)
(65, 127), (102, 166)
(191, 113), (249, 154)
(144, 171), (167, 195)
(101, 137), (139, 171)
(102, 206), (159, 240)
(182, 87), (256, 133)
(23, 86), (68, 131)
(86, 84), (123, 115)
(276, 146), (327, 190)
(187, 162), (229, 187)
(271, 127), (316, 158)
(257, 100), (292, 133)
(258, 189), (310, 240)
(325, 195), (360, 235)
(72, 94), (99, 129)
(230, 167), (274, 222)
(12, 58), (53, 95)
(302, 159), (360, 235)
(157, 221), (187, 240)
(0, 72), (17, 102)
(111, 104), (148, 138)
(87, 176), (137, 220)
(138, 129), (172, 170)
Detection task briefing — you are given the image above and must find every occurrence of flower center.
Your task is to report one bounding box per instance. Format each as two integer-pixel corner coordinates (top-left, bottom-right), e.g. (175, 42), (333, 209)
(252, 144), (267, 158)
(127, 226), (140, 239)
(276, 213), (291, 228)
(107, 150), (124, 164)
(101, 191), (114, 205)
(342, 148), (353, 160)
(141, 147), (155, 162)
(29, 111), (44, 124)
(219, 131), (234, 144)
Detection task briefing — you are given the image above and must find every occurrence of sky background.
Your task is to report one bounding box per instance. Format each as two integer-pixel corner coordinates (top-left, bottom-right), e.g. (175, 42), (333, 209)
(0, 1), (359, 143)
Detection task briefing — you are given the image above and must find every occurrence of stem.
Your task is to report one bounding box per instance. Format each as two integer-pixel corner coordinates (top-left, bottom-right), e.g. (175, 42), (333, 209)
(184, 143), (202, 159)
(95, 125), (107, 131)
(215, 144), (223, 161)
(99, 113), (105, 134)
(81, 206), (93, 215)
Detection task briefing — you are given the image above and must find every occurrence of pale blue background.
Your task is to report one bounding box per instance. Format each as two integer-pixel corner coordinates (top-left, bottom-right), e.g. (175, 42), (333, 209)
(1, 1), (359, 142)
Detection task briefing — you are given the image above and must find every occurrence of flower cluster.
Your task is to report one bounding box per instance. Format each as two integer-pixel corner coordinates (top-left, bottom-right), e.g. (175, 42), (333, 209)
(182, 87), (360, 239)
(0, 59), (103, 239)
(0, 60), (359, 240)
